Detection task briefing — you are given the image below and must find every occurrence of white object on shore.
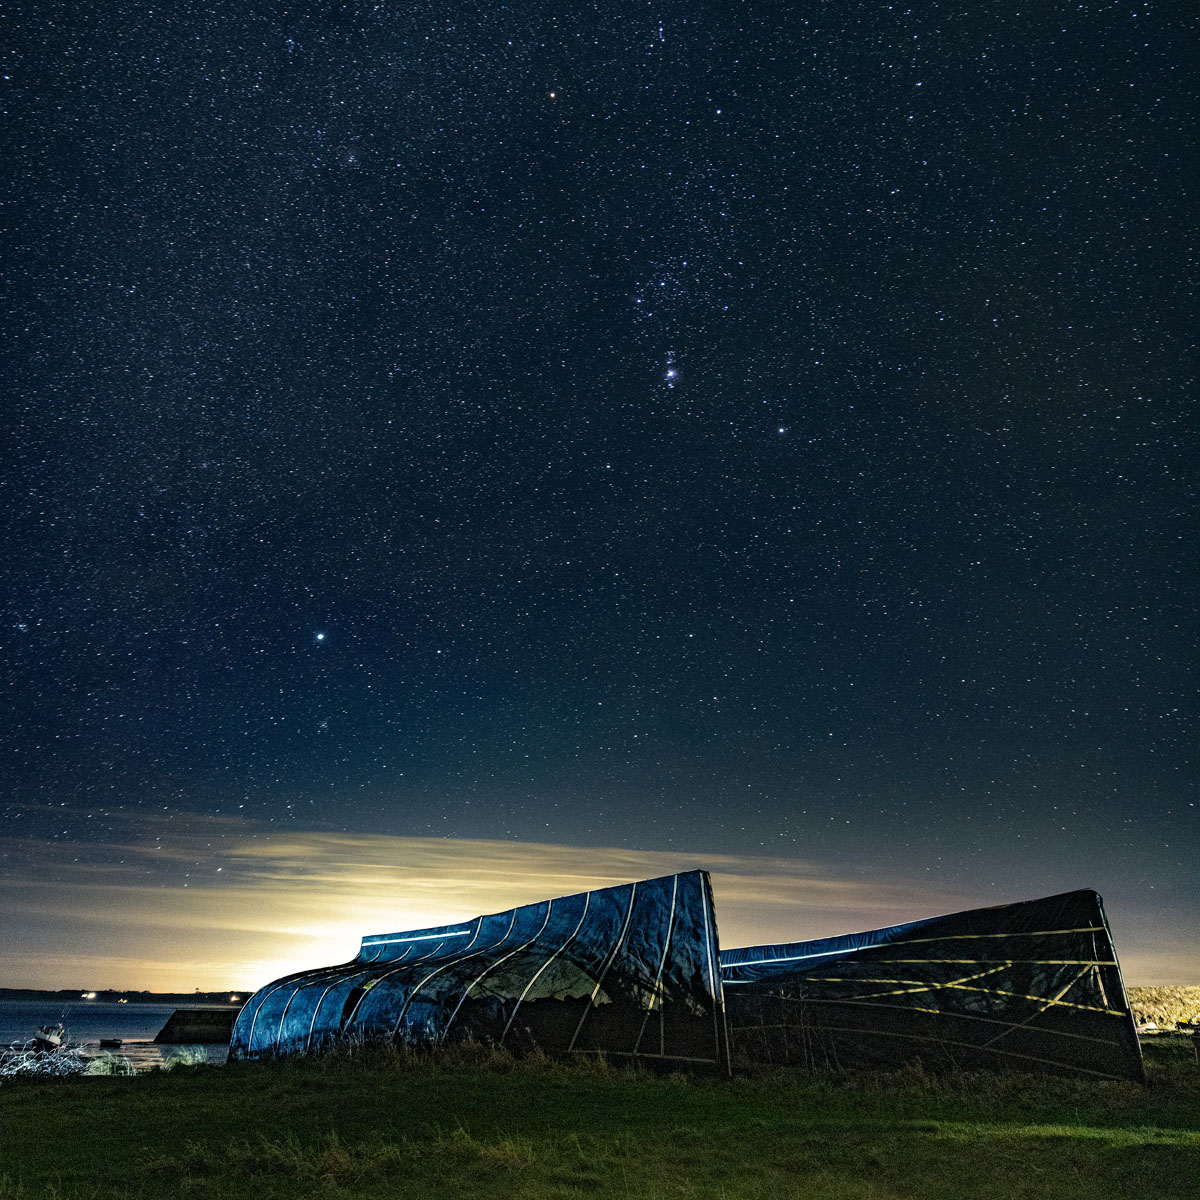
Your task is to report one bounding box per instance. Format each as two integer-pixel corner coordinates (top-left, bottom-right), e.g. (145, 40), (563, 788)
(0, 1031), (135, 1079)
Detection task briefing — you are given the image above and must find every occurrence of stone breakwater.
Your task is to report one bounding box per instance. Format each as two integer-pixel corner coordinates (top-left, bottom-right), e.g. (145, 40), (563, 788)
(153, 1007), (241, 1045)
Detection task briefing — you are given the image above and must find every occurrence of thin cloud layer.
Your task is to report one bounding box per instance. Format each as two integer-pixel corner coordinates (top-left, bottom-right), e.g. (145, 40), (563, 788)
(2, 823), (1191, 989)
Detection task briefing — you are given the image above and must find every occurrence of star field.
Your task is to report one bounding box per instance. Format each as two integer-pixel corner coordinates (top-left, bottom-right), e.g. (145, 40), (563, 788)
(3, 2), (1195, 978)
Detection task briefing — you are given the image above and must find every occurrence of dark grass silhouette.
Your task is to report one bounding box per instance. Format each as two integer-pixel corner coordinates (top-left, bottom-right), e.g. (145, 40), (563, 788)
(1, 1037), (1196, 1199)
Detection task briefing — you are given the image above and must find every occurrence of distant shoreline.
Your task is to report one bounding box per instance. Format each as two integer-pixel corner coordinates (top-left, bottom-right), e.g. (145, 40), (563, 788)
(0, 988), (247, 1007)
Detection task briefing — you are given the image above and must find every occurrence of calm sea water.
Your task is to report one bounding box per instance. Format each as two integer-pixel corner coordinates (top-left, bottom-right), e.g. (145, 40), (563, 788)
(0, 1000), (231, 1071)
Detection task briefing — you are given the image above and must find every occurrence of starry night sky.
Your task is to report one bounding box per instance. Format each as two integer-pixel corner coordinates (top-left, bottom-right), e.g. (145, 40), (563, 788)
(5, 2), (1196, 988)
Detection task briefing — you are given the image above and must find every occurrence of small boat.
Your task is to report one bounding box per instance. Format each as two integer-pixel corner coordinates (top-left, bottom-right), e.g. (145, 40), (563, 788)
(33, 1024), (67, 1051)
(98, 1038), (123, 1048)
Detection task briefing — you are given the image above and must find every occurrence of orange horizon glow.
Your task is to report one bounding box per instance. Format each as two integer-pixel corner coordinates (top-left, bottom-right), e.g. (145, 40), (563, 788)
(3, 828), (1195, 992)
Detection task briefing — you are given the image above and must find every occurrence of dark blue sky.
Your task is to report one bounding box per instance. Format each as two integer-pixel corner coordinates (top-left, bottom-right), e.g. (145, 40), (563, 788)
(4, 2), (1195, 984)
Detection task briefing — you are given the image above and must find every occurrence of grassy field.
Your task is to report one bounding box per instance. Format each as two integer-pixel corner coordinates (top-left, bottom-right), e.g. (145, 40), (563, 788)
(2, 1039), (1197, 1200)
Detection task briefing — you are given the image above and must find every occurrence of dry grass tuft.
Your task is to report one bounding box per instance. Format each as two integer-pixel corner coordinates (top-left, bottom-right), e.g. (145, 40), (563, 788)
(1128, 986), (1200, 1028)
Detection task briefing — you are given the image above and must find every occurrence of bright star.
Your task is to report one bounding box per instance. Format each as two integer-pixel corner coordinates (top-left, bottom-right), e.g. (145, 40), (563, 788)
(315, 632), (326, 642)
